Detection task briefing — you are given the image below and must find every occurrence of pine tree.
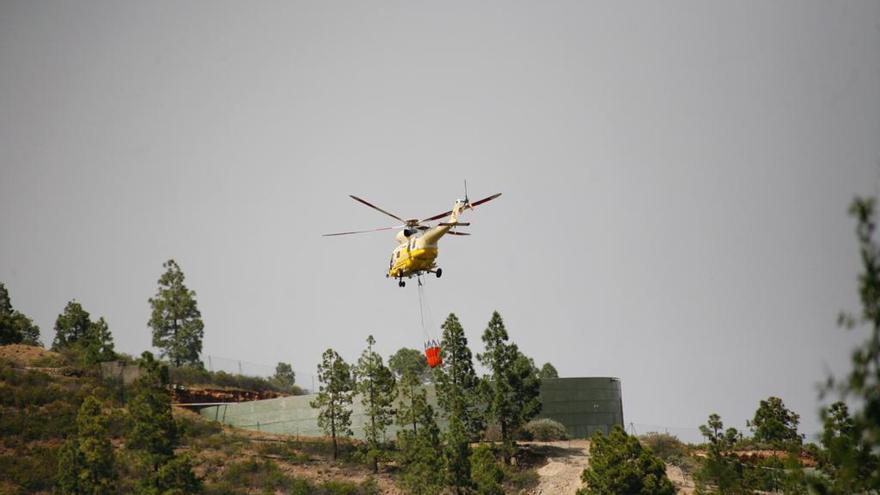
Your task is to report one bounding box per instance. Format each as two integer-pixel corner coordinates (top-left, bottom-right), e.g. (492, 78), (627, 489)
(148, 259), (204, 367)
(127, 352), (177, 480)
(747, 396), (802, 447)
(310, 348), (354, 460)
(579, 425), (675, 495)
(0, 282), (41, 346)
(477, 311), (541, 462)
(470, 444), (504, 495)
(434, 313), (482, 493)
(397, 396), (444, 495)
(396, 362), (430, 436)
(355, 335), (396, 473)
(53, 301), (93, 350)
(388, 347), (431, 383)
(52, 301), (117, 365)
(539, 362), (559, 379)
(82, 317), (117, 365)
(273, 362), (296, 391)
(57, 395), (117, 495)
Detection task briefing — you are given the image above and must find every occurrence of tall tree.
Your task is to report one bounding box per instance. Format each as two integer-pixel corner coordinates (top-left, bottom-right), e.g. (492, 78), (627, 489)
(539, 362), (559, 379)
(0, 282), (41, 346)
(52, 301), (116, 365)
(810, 401), (878, 493)
(82, 317), (116, 365)
(52, 301), (93, 350)
(396, 359), (431, 436)
(148, 259), (204, 367)
(396, 392), (444, 495)
(57, 395), (117, 495)
(578, 425), (675, 495)
(273, 362), (296, 391)
(355, 335), (396, 473)
(127, 351), (201, 493)
(695, 413), (748, 494)
(388, 347), (431, 383)
(310, 348), (354, 460)
(128, 351), (176, 469)
(434, 313), (482, 493)
(747, 396), (802, 447)
(828, 197), (880, 490)
(477, 311), (542, 462)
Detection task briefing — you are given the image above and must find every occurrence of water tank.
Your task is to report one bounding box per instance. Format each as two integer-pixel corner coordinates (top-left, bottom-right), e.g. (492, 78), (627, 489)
(537, 377), (624, 439)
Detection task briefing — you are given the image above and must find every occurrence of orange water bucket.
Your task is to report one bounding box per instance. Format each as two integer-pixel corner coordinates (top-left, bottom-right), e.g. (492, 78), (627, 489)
(425, 342), (442, 368)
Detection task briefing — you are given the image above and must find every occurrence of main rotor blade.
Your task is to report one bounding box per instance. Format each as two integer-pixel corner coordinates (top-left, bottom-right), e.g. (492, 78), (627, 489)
(421, 210), (453, 223)
(420, 193), (502, 222)
(447, 231), (471, 236)
(349, 195), (405, 222)
(322, 226), (400, 237)
(469, 192), (502, 207)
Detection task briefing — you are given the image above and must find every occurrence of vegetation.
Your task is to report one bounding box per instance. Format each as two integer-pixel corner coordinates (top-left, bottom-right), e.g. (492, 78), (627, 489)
(477, 311), (542, 462)
(538, 362), (558, 379)
(396, 390), (444, 495)
(470, 444), (504, 495)
(638, 432), (693, 473)
(355, 335), (396, 473)
(435, 313), (483, 493)
(747, 396), (802, 447)
(388, 347), (431, 383)
(273, 361), (297, 391)
(311, 348), (354, 460)
(127, 351), (201, 493)
(579, 425), (675, 495)
(169, 365), (304, 394)
(52, 300), (117, 365)
(148, 259), (205, 367)
(812, 196), (880, 491)
(524, 418), (568, 441)
(57, 395), (117, 495)
(0, 282), (41, 346)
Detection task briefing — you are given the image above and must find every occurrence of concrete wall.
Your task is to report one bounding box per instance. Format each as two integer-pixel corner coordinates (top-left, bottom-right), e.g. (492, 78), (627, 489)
(198, 377), (623, 439)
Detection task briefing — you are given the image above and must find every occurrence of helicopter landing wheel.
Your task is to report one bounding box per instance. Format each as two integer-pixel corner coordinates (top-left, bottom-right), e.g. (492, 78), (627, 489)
(398, 279), (406, 287)
(436, 268), (442, 278)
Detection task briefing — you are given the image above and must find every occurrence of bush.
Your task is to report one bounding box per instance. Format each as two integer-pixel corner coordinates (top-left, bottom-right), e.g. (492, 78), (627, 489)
(578, 426), (675, 495)
(471, 444), (504, 495)
(639, 432), (689, 466)
(524, 418), (569, 441)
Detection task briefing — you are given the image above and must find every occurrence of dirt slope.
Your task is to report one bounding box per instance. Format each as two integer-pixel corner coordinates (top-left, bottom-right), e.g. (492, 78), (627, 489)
(525, 440), (590, 494)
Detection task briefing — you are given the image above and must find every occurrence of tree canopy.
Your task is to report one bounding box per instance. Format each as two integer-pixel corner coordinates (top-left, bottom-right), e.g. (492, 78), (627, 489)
(148, 259), (204, 367)
(355, 335), (396, 473)
(0, 282), (41, 346)
(477, 311), (541, 461)
(52, 301), (116, 365)
(388, 347), (431, 383)
(310, 348), (354, 460)
(579, 425), (675, 495)
(747, 396), (802, 447)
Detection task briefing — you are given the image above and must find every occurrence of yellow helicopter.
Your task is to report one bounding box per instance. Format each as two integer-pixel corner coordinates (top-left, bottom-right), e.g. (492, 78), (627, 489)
(323, 188), (502, 287)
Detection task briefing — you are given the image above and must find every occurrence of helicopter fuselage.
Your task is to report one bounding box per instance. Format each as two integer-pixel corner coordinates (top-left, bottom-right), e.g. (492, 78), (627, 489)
(387, 223), (451, 279)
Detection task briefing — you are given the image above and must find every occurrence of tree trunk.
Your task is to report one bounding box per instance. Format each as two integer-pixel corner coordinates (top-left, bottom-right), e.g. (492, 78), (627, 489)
(331, 411), (337, 460)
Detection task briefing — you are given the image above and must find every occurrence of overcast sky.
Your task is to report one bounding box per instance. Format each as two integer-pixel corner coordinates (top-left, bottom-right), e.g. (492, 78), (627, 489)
(2, 1), (879, 442)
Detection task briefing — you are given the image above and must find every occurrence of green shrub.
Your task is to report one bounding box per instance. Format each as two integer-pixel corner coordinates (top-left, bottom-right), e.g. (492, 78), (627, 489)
(524, 418), (569, 441)
(471, 444), (504, 495)
(639, 432), (690, 467)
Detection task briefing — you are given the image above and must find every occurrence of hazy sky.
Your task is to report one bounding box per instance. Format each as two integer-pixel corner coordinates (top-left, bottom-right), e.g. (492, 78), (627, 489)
(2, 1), (879, 442)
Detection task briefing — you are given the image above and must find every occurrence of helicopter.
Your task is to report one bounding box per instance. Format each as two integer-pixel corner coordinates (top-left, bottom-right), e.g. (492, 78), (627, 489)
(323, 188), (502, 287)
